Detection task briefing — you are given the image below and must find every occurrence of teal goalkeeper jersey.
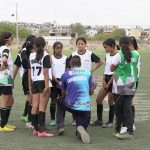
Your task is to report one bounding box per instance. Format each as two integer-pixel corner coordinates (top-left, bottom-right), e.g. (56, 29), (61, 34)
(112, 50), (140, 95)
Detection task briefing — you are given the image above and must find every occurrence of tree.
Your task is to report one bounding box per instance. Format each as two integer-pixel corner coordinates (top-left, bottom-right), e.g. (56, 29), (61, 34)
(0, 22), (32, 39)
(0, 22), (16, 35)
(18, 27), (32, 38)
(93, 28), (126, 41)
(111, 29), (126, 40)
(70, 23), (85, 36)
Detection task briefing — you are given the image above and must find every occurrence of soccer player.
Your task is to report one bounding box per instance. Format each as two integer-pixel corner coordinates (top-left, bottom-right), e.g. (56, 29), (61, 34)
(68, 37), (103, 125)
(0, 32), (15, 131)
(120, 36), (140, 134)
(29, 37), (53, 137)
(49, 41), (68, 126)
(13, 35), (36, 129)
(111, 36), (140, 140)
(93, 38), (118, 127)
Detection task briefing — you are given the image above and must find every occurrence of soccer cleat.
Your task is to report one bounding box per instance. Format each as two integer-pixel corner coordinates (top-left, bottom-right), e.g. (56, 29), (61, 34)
(77, 126), (90, 144)
(32, 129), (38, 136)
(113, 132), (121, 138)
(38, 131), (54, 137)
(91, 120), (103, 126)
(115, 132), (134, 140)
(57, 128), (65, 136)
(6, 124), (16, 129)
(0, 126), (14, 132)
(102, 122), (113, 128)
(49, 120), (56, 126)
(25, 122), (34, 129)
(21, 115), (28, 122)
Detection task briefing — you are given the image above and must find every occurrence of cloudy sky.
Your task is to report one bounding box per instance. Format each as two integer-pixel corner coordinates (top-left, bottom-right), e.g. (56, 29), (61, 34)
(0, 0), (150, 27)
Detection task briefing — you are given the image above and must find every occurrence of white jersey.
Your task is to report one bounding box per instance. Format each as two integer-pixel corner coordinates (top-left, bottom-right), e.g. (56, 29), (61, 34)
(72, 50), (92, 70)
(51, 54), (67, 79)
(0, 46), (13, 86)
(104, 53), (116, 75)
(17, 53), (24, 79)
(29, 51), (52, 87)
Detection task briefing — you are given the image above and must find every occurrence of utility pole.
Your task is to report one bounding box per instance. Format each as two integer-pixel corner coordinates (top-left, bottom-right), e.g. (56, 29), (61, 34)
(16, 3), (19, 44)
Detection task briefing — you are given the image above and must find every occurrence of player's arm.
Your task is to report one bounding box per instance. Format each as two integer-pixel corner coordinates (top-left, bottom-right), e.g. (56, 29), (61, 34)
(91, 53), (103, 73)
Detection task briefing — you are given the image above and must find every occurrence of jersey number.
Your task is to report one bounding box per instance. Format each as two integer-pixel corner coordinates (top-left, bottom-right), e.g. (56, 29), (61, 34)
(32, 66), (42, 76)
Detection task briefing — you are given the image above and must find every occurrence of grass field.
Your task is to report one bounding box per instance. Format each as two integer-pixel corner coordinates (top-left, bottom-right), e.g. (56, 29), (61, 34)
(0, 48), (150, 150)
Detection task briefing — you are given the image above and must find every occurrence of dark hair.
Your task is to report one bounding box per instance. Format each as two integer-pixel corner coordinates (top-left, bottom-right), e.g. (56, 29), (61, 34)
(53, 41), (63, 54)
(70, 55), (81, 67)
(76, 37), (87, 45)
(119, 36), (132, 62)
(34, 37), (46, 61)
(103, 38), (120, 50)
(130, 36), (138, 50)
(22, 35), (35, 49)
(21, 35), (36, 58)
(0, 32), (13, 46)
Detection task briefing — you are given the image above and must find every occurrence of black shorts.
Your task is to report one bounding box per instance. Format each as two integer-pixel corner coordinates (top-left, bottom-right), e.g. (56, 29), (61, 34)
(22, 71), (29, 95)
(32, 81), (45, 94)
(50, 79), (61, 99)
(105, 74), (113, 92)
(0, 86), (12, 96)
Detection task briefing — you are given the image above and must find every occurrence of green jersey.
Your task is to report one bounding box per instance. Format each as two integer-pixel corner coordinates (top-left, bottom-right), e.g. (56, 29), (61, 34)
(112, 50), (140, 95)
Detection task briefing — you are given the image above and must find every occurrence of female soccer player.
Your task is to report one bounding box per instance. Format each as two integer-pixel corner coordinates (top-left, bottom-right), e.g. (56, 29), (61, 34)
(93, 38), (118, 127)
(49, 41), (68, 126)
(29, 37), (53, 137)
(13, 35), (36, 129)
(111, 36), (140, 140)
(0, 32), (15, 131)
(69, 37), (103, 125)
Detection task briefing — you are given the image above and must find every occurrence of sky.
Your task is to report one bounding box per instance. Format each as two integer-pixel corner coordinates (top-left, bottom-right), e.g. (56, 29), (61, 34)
(0, 0), (150, 27)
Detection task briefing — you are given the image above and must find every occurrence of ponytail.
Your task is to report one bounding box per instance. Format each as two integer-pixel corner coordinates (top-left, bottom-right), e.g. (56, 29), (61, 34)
(130, 36), (138, 50)
(36, 46), (44, 61)
(119, 36), (132, 63)
(34, 37), (46, 61)
(121, 44), (131, 62)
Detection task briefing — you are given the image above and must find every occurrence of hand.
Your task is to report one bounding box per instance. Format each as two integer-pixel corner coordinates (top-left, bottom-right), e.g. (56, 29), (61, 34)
(29, 86), (32, 95)
(103, 81), (106, 88)
(43, 87), (49, 94)
(0, 66), (7, 71)
(104, 84), (109, 90)
(93, 82), (97, 90)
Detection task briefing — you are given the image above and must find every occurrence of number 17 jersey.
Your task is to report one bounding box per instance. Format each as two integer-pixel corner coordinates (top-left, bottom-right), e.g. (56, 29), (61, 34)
(29, 51), (51, 82)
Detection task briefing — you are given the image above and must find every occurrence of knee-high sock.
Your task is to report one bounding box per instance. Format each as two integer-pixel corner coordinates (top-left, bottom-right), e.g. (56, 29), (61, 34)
(50, 104), (56, 120)
(38, 111), (46, 133)
(23, 101), (29, 116)
(6, 106), (11, 124)
(31, 114), (39, 131)
(97, 104), (103, 121)
(28, 103), (32, 122)
(0, 108), (7, 128)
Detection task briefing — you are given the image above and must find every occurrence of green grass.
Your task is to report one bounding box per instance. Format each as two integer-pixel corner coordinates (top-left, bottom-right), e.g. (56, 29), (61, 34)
(0, 48), (150, 150)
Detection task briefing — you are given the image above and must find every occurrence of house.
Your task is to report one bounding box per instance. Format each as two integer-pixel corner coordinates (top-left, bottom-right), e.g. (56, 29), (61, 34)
(86, 28), (98, 37)
(125, 28), (142, 39)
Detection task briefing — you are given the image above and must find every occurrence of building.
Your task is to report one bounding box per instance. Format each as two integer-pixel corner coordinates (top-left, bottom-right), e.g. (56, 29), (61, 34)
(125, 28), (142, 39)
